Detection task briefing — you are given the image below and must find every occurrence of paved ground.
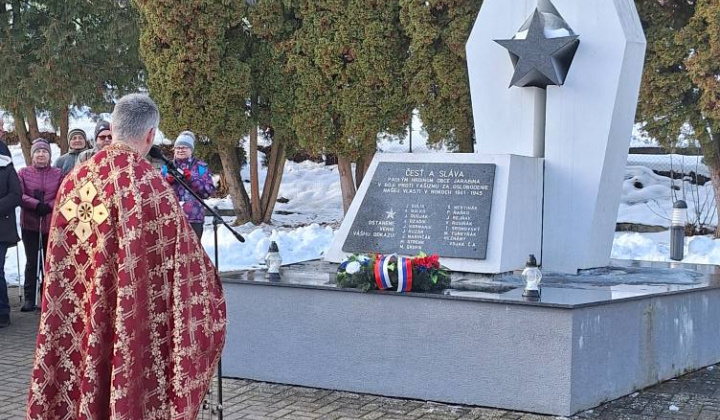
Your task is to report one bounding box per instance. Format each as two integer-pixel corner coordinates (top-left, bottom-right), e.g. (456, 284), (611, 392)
(3, 286), (720, 420)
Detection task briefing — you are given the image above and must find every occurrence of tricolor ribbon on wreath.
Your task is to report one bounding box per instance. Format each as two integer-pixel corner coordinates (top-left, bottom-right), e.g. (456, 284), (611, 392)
(396, 256), (413, 293)
(373, 254), (413, 293)
(374, 254), (394, 290)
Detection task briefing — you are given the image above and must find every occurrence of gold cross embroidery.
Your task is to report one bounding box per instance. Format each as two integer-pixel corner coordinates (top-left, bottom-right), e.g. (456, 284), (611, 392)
(59, 182), (109, 243)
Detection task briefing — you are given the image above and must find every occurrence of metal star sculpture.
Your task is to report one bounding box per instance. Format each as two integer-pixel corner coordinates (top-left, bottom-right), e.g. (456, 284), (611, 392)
(494, 8), (580, 89)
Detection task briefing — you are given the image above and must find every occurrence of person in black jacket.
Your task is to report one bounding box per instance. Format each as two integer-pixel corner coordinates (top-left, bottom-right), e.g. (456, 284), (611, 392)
(0, 132), (21, 328)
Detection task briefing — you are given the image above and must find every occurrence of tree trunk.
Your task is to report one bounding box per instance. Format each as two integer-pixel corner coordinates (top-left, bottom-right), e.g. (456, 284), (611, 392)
(708, 163), (720, 238)
(355, 149), (375, 189)
(215, 171), (230, 198)
(10, 106), (31, 164)
(54, 107), (70, 154)
(261, 142), (286, 223)
(218, 142), (251, 224)
(25, 106), (40, 140)
(249, 127), (261, 224)
(338, 155), (357, 214)
(458, 123), (475, 153)
(705, 131), (720, 238)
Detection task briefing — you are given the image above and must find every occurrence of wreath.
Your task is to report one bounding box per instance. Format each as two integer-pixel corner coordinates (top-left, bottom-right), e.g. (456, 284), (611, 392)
(336, 252), (450, 293)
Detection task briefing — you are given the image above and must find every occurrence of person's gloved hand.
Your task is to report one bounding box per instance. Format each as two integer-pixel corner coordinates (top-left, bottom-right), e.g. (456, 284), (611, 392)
(36, 202), (52, 216)
(166, 174), (175, 184)
(183, 168), (192, 181)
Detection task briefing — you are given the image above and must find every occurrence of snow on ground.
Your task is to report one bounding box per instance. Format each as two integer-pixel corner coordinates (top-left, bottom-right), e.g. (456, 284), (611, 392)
(199, 221), (336, 271)
(206, 158), (344, 227)
(611, 231), (720, 266)
(618, 165), (716, 228)
(4, 111), (720, 286)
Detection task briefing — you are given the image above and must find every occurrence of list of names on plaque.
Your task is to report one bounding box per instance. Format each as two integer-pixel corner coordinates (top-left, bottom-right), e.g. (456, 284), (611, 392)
(343, 162), (495, 259)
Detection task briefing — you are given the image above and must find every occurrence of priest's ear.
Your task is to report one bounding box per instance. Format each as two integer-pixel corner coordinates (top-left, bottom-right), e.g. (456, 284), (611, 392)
(142, 127), (155, 153)
(144, 127), (155, 144)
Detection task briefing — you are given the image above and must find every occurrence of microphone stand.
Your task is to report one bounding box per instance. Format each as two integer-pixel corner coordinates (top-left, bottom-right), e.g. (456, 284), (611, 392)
(154, 151), (242, 420)
(212, 208), (224, 420)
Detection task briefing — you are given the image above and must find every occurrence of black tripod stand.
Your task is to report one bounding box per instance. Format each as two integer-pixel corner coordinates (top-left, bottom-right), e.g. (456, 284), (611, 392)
(150, 147), (244, 420)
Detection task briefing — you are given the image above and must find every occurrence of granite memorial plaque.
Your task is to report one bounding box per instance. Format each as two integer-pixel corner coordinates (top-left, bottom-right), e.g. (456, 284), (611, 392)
(343, 162), (495, 259)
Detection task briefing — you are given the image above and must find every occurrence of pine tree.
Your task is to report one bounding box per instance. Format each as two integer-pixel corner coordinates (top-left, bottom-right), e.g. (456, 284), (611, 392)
(635, 0), (720, 236)
(400, 0), (481, 153)
(0, 1), (143, 159)
(0, 1), (47, 162)
(635, 0), (698, 149)
(135, 0), (254, 222)
(682, 0), (720, 236)
(287, 0), (412, 212)
(37, 0), (144, 152)
(247, 1), (301, 224)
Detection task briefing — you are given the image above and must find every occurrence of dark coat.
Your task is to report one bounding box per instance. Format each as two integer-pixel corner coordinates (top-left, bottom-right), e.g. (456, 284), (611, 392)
(18, 165), (62, 234)
(0, 143), (21, 245)
(54, 149), (84, 176)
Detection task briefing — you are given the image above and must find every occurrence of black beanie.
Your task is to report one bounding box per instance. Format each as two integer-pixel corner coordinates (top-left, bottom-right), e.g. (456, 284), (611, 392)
(94, 120), (111, 139)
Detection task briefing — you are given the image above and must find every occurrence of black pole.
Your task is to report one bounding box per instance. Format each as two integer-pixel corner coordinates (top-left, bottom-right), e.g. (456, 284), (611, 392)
(35, 191), (46, 309)
(213, 210), (224, 420)
(35, 215), (44, 309)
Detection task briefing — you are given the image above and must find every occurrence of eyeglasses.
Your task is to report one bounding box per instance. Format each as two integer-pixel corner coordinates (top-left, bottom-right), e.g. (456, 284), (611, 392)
(97, 135), (112, 141)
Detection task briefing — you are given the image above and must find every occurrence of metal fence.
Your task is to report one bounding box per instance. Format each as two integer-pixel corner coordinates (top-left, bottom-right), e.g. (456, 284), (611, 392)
(628, 147), (709, 182)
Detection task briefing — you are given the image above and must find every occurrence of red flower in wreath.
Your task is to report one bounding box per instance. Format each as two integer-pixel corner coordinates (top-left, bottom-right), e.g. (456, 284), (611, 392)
(413, 254), (440, 270)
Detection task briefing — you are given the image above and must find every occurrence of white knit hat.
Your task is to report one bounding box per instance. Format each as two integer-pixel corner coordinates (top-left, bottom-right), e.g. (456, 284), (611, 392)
(174, 130), (196, 151)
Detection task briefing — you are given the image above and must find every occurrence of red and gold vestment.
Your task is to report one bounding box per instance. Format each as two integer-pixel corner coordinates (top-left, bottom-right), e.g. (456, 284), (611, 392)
(27, 143), (226, 420)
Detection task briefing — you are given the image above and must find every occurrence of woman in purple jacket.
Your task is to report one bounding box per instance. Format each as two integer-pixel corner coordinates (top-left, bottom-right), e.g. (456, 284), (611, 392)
(161, 131), (215, 239)
(18, 139), (63, 311)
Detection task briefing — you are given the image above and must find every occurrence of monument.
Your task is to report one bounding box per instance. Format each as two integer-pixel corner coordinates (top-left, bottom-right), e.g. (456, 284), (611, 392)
(327, 0), (647, 275)
(468, 0), (646, 274)
(221, 0), (720, 417)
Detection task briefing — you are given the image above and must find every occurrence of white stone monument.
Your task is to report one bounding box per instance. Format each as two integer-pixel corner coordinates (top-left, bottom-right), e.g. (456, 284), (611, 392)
(467, 0), (646, 273)
(327, 0), (645, 275)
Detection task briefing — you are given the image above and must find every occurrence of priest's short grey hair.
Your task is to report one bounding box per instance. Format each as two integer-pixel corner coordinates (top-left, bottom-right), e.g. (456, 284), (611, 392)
(112, 93), (160, 145)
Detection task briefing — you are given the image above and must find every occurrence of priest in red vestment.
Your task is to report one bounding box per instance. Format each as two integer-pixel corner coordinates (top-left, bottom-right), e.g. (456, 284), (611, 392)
(26, 94), (226, 420)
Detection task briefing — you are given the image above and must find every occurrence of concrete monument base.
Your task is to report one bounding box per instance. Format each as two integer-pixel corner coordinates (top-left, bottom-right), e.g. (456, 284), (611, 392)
(221, 261), (720, 416)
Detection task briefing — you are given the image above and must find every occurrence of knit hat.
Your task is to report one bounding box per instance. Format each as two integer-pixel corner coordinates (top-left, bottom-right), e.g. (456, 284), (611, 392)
(31, 138), (51, 156)
(94, 120), (111, 139)
(174, 130), (195, 151)
(67, 128), (88, 146)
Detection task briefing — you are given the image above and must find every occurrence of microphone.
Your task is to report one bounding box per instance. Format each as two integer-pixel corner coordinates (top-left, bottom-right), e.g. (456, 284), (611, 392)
(148, 145), (165, 160)
(149, 145), (176, 169)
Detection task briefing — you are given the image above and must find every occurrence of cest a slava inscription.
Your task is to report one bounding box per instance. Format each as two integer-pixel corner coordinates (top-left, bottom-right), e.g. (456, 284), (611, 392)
(343, 162), (495, 259)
